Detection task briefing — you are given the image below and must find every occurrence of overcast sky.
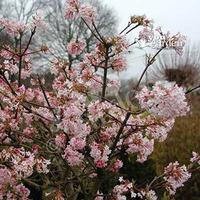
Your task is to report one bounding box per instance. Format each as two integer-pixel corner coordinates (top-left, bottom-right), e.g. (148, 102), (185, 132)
(102, 0), (200, 79)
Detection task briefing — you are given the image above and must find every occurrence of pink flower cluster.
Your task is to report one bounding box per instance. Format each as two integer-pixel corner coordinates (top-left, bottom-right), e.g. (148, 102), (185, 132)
(90, 142), (111, 168)
(130, 15), (153, 27)
(136, 81), (190, 119)
(164, 161), (191, 195)
(155, 27), (186, 55)
(67, 40), (86, 56)
(0, 147), (50, 199)
(125, 132), (154, 163)
(0, 168), (30, 200)
(63, 145), (84, 166)
(139, 27), (154, 43)
(0, 147), (51, 177)
(65, 0), (96, 23)
(112, 179), (133, 200)
(190, 151), (200, 165)
(88, 100), (112, 121)
(109, 159), (123, 172)
(0, 18), (27, 36)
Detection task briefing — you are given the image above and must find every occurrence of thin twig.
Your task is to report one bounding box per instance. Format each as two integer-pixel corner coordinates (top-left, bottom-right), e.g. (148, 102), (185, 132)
(125, 24), (140, 35)
(110, 112), (131, 154)
(185, 84), (200, 94)
(101, 46), (109, 100)
(135, 46), (165, 90)
(37, 75), (58, 120)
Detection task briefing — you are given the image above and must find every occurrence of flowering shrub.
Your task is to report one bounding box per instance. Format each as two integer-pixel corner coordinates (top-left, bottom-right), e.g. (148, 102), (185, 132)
(0, 0), (199, 199)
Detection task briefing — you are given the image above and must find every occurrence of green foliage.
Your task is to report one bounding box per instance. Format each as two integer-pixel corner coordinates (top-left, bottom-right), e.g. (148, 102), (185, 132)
(161, 192), (171, 200)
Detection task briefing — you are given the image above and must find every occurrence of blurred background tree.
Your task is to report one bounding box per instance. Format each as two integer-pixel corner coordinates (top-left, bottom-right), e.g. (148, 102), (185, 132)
(149, 44), (200, 87)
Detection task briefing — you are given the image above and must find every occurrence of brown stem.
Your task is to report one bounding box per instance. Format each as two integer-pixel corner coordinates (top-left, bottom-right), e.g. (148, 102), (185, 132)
(22, 27), (36, 55)
(37, 75), (58, 121)
(185, 84), (200, 94)
(101, 46), (109, 100)
(119, 22), (132, 34)
(110, 112), (131, 154)
(92, 21), (105, 44)
(81, 17), (103, 44)
(0, 72), (16, 95)
(125, 24), (140, 35)
(18, 33), (23, 87)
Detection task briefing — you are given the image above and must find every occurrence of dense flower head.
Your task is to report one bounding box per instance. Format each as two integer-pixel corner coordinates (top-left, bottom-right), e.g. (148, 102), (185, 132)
(130, 15), (153, 28)
(190, 151), (200, 165)
(63, 145), (84, 166)
(164, 161), (191, 195)
(55, 133), (67, 148)
(144, 116), (175, 142)
(125, 132), (154, 163)
(65, 0), (96, 23)
(139, 27), (154, 43)
(90, 142), (111, 168)
(155, 27), (186, 55)
(88, 100), (112, 121)
(79, 4), (96, 23)
(140, 190), (157, 200)
(67, 40), (86, 56)
(0, 18), (27, 36)
(136, 81), (190, 118)
(108, 35), (129, 54)
(0, 147), (50, 178)
(35, 157), (51, 174)
(111, 56), (127, 71)
(112, 181), (133, 200)
(0, 168), (30, 200)
(109, 159), (123, 172)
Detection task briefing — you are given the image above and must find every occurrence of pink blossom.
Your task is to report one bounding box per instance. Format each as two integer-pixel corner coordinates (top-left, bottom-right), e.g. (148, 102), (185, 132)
(65, 9), (75, 20)
(35, 157), (51, 174)
(136, 81), (190, 118)
(55, 133), (67, 148)
(125, 132), (154, 163)
(30, 11), (46, 29)
(164, 161), (191, 195)
(139, 27), (154, 43)
(144, 116), (175, 141)
(67, 40), (86, 56)
(155, 27), (186, 55)
(108, 35), (128, 54)
(109, 159), (123, 172)
(111, 56), (127, 71)
(2, 60), (18, 75)
(67, 0), (79, 8)
(141, 190), (157, 200)
(88, 100), (112, 121)
(69, 137), (86, 150)
(112, 180), (133, 200)
(190, 152), (200, 165)
(0, 168), (30, 199)
(79, 4), (96, 23)
(63, 145), (84, 166)
(130, 15), (153, 27)
(15, 184), (30, 200)
(0, 18), (26, 36)
(90, 142), (111, 168)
